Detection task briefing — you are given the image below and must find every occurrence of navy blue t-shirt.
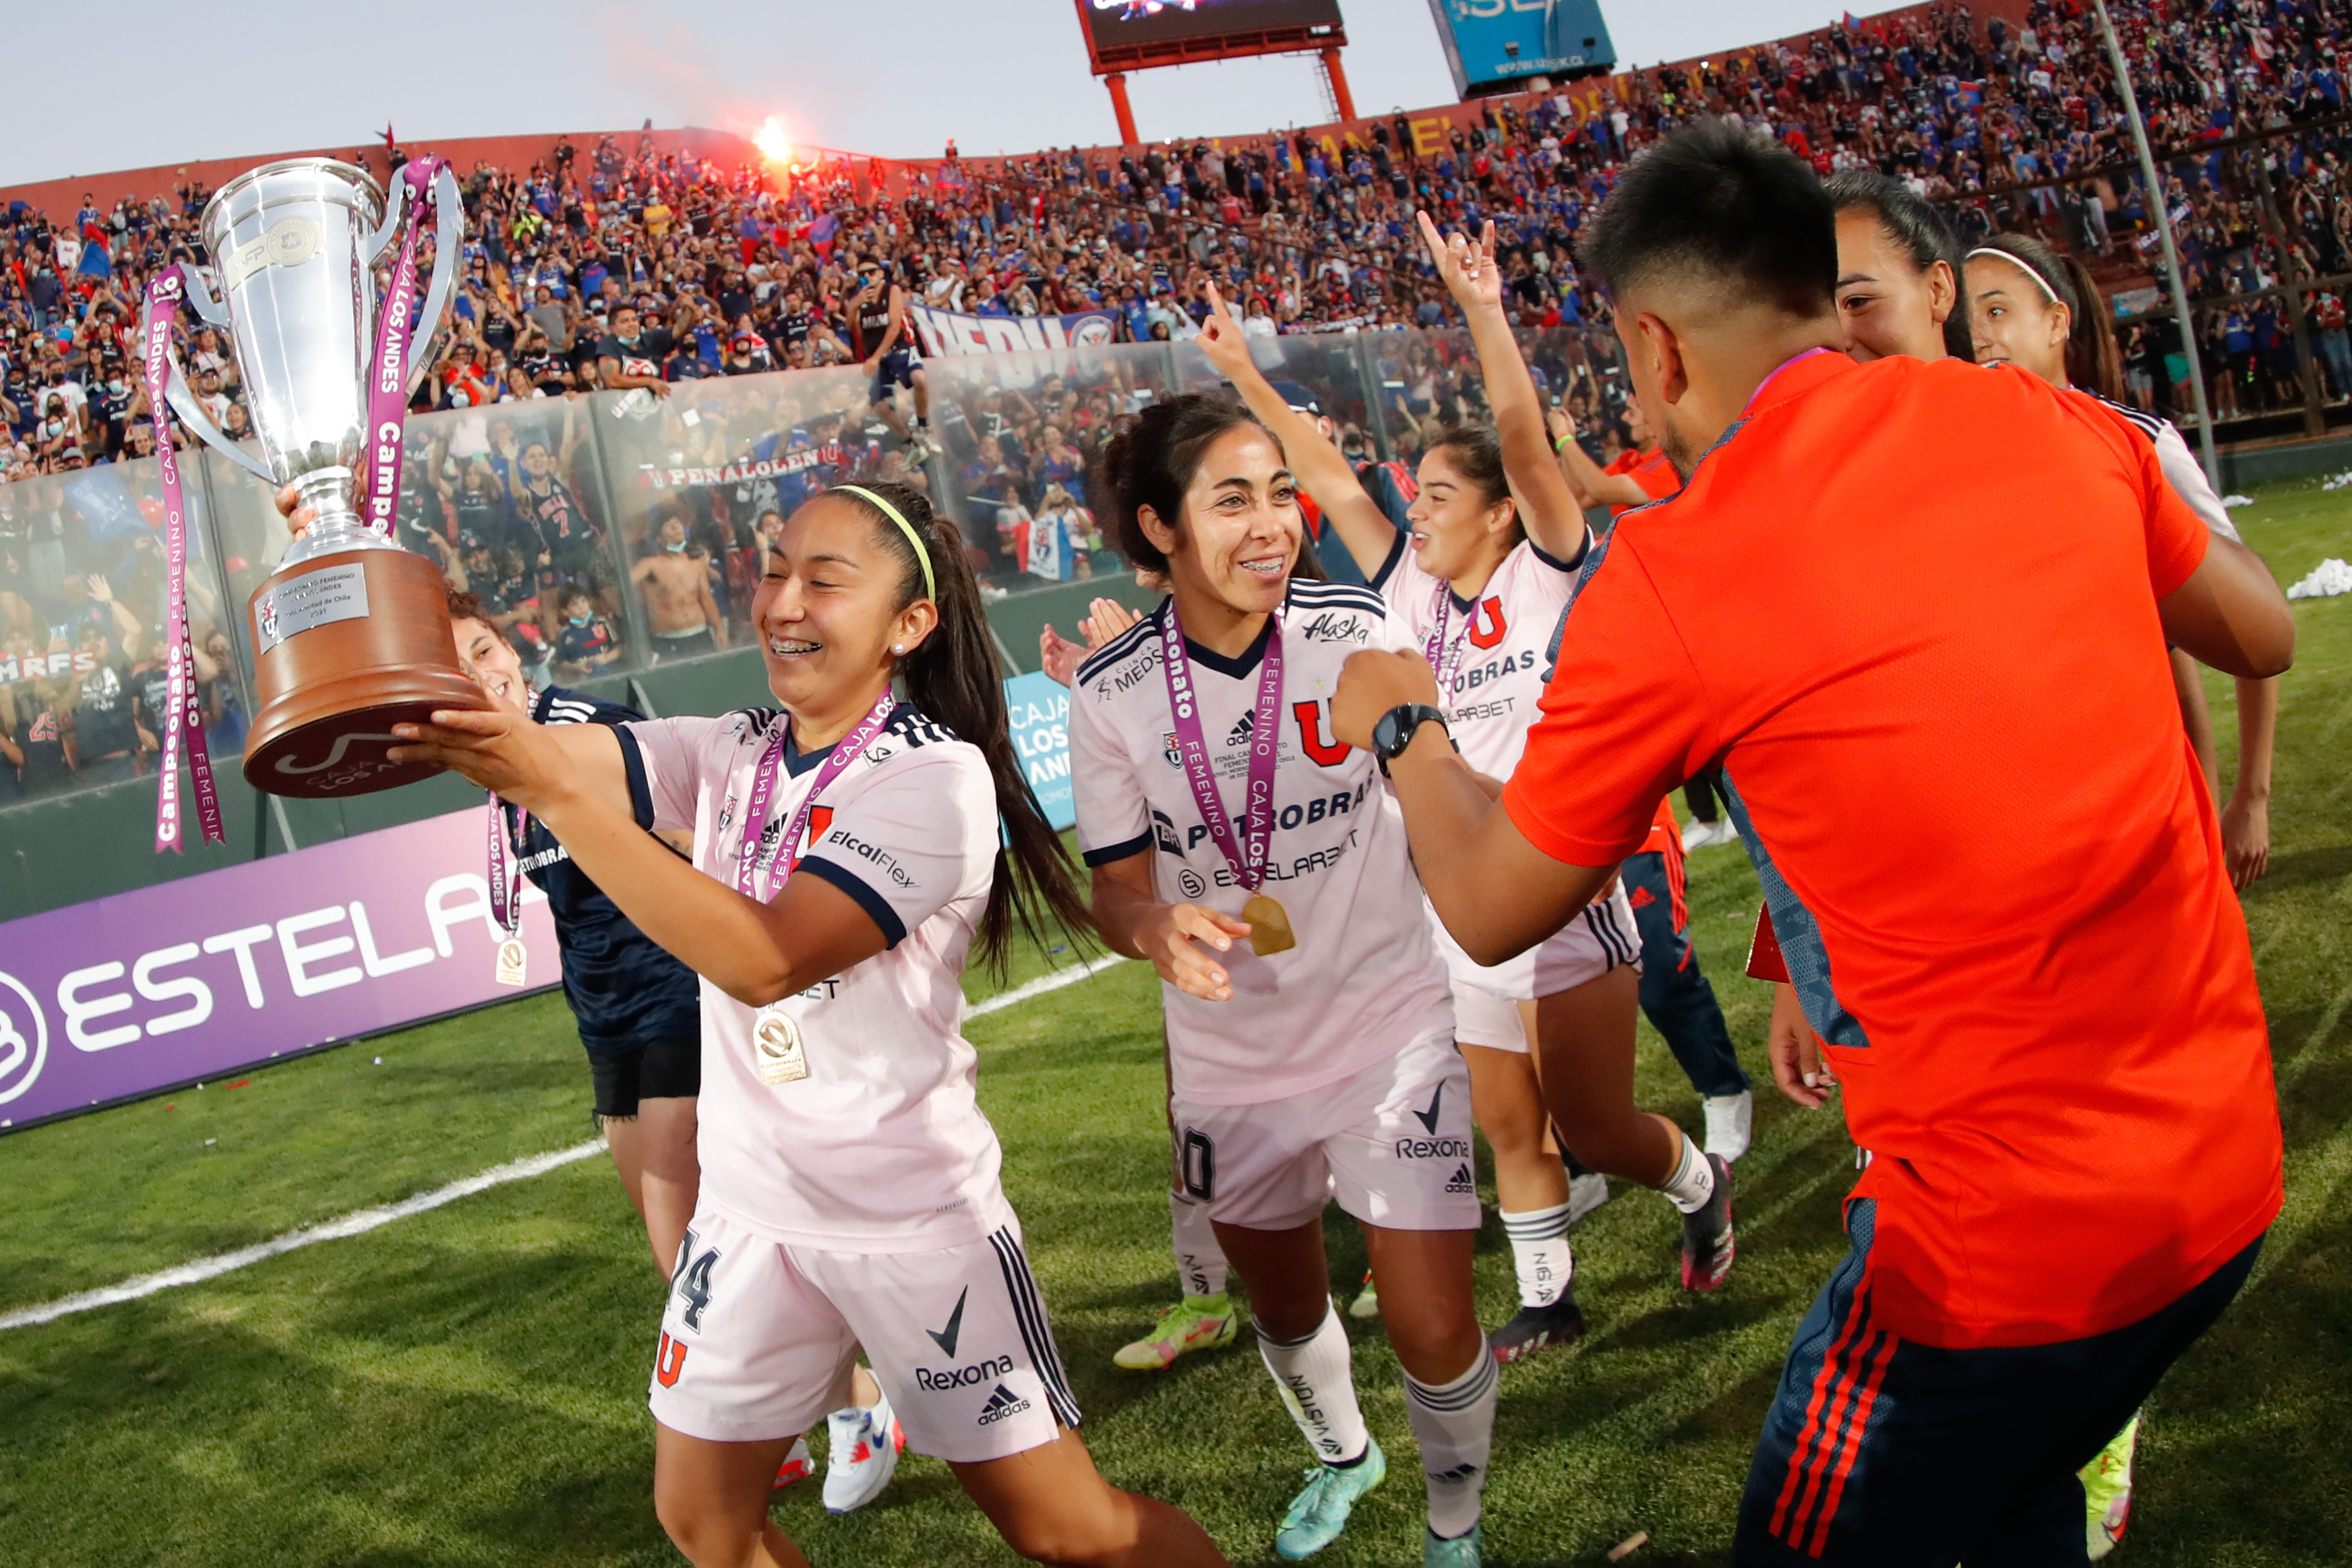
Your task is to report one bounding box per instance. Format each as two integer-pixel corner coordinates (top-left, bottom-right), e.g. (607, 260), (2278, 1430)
(507, 686), (701, 1052)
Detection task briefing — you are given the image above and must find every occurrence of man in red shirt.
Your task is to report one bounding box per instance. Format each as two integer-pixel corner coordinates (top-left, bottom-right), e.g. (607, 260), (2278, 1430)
(1336, 123), (2293, 1563)
(1550, 391), (1682, 519)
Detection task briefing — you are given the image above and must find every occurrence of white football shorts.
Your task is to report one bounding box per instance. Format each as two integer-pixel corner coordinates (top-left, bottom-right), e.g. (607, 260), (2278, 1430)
(1171, 1029), (1480, 1232)
(1439, 883), (1643, 1052)
(649, 1207), (1080, 1462)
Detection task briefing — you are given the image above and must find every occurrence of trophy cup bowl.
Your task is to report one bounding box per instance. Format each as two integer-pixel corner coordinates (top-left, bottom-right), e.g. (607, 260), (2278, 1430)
(173, 157), (486, 798)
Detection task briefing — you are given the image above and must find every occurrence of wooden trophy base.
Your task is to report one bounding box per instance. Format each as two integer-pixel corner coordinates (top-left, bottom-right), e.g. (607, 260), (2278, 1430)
(243, 547), (488, 799)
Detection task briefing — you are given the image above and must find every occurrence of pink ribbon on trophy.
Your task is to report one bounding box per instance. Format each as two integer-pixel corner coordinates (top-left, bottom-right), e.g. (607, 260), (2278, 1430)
(355, 157), (446, 534)
(141, 267), (227, 855)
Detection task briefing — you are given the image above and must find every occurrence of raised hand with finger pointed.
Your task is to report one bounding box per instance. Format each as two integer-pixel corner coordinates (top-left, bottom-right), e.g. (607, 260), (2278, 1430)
(1192, 280), (1255, 383)
(1416, 211), (1506, 318)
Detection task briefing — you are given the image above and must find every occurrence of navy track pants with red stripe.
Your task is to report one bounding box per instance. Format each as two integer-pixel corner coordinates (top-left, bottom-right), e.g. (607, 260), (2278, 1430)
(1732, 1198), (2260, 1566)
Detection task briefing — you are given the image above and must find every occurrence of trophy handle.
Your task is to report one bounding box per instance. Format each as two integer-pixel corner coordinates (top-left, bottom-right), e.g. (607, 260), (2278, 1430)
(163, 361), (278, 485)
(363, 191), (404, 265)
(179, 266), (233, 329)
(402, 166), (466, 400)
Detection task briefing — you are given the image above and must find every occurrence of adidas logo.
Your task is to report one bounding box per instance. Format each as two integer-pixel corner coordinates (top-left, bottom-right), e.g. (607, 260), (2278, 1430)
(1626, 885), (1656, 909)
(977, 1382), (1033, 1426)
(1444, 1163), (1476, 1195)
(1225, 711), (1256, 746)
(1430, 1462), (1481, 1484)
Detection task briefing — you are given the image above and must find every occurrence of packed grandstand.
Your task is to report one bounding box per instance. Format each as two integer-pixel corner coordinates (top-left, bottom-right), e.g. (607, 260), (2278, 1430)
(0, 0), (2347, 804)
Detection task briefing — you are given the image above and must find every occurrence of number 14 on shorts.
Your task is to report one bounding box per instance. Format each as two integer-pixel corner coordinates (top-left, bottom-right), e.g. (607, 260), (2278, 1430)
(656, 1231), (721, 1386)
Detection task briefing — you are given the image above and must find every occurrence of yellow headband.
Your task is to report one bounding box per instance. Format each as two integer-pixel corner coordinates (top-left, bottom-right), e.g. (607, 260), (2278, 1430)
(835, 484), (936, 602)
(1966, 246), (2063, 307)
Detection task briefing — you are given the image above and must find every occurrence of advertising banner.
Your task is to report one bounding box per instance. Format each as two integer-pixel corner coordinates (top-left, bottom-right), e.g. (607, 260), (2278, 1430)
(907, 305), (1122, 361)
(0, 808), (557, 1132)
(1003, 671), (1075, 831)
(1424, 0), (1617, 97)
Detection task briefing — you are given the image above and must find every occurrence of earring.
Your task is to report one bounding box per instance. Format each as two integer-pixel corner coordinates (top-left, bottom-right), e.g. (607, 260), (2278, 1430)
(891, 643), (905, 655)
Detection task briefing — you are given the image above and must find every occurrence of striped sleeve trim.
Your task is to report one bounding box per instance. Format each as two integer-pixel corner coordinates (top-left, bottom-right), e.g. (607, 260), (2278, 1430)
(2088, 388), (2165, 441)
(1073, 603), (1166, 688)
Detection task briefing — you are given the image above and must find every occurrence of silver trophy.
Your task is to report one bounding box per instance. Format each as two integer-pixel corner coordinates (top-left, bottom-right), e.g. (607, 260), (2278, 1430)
(157, 156), (489, 797)
(168, 156), (458, 564)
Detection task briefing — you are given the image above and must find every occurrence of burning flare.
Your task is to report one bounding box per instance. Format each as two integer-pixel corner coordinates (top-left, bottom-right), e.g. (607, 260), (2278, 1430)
(752, 117), (793, 165)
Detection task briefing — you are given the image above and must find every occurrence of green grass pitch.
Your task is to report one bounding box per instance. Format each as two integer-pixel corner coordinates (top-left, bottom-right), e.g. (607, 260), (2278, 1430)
(0, 481), (2347, 1565)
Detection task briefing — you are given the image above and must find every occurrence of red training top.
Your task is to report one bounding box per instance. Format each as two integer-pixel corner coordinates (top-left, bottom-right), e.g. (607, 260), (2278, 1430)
(1503, 353), (2281, 1350)
(1602, 444), (1682, 517)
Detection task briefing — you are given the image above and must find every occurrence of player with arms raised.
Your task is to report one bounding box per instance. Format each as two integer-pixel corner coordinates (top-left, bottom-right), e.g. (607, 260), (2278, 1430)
(849, 259), (934, 458)
(1068, 397), (1495, 1566)
(1193, 270), (1708, 1364)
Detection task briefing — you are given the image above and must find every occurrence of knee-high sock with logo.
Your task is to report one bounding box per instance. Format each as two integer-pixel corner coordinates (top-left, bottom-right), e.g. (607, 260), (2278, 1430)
(1257, 1306), (1370, 1466)
(1172, 1189), (1228, 1298)
(1658, 1127), (1717, 1214)
(1404, 1342), (1498, 1540)
(1500, 1202), (1574, 1308)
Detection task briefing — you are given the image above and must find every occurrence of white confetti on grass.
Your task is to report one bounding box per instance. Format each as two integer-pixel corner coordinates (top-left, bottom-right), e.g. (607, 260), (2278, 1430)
(2287, 558), (2352, 600)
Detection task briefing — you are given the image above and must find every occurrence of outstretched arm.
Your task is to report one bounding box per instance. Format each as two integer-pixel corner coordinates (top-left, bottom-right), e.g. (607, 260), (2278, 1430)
(389, 706), (886, 1006)
(1546, 406), (1654, 509)
(1192, 282), (1398, 580)
(1331, 646), (1613, 963)
(1416, 212), (1589, 562)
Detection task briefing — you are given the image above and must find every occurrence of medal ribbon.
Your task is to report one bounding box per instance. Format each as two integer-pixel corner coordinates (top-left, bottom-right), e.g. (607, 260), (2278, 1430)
(735, 692), (898, 901)
(487, 792), (526, 936)
(1422, 581), (1470, 701)
(140, 266), (226, 854)
(356, 157), (445, 534)
(1160, 605), (1284, 894)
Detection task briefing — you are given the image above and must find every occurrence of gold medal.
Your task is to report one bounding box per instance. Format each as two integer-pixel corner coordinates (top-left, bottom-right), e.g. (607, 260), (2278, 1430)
(494, 937), (529, 988)
(753, 1008), (810, 1086)
(1244, 894), (1296, 956)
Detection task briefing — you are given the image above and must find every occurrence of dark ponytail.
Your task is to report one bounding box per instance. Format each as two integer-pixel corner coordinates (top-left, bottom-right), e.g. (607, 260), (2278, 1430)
(831, 479), (1093, 979)
(1092, 393), (1275, 576)
(2057, 253), (2124, 402)
(1977, 232), (2122, 399)
(1823, 168), (1974, 363)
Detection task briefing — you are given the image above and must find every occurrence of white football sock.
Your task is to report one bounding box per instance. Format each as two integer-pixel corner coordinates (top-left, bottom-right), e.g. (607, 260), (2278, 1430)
(1257, 1306), (1370, 1467)
(1404, 1344), (1497, 1540)
(1659, 1127), (1716, 1214)
(1172, 1190), (1228, 1299)
(1500, 1202), (1575, 1308)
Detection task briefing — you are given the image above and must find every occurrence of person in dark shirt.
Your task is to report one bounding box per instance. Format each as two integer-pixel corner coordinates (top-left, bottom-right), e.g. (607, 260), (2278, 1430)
(506, 409), (601, 611)
(596, 302), (673, 406)
(553, 588), (623, 681)
(12, 674), (70, 798)
(65, 626), (150, 785)
(448, 590), (703, 1275)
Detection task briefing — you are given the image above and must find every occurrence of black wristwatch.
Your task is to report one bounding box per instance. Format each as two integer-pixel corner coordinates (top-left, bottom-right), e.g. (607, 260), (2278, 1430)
(1372, 704), (1449, 776)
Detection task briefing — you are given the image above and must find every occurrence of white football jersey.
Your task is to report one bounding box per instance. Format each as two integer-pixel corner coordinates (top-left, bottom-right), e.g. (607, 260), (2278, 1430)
(1375, 533), (1587, 779)
(2087, 391), (2241, 541)
(621, 706), (1016, 1253)
(1068, 582), (1454, 1108)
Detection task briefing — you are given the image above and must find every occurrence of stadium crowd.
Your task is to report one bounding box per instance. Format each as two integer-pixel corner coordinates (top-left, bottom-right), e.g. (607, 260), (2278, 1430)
(0, 0), (2349, 802)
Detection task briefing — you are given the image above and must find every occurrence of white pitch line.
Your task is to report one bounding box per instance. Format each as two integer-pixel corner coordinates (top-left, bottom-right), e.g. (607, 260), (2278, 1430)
(0, 956), (1130, 1333)
(965, 952), (1130, 1019)
(0, 1141), (605, 1331)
